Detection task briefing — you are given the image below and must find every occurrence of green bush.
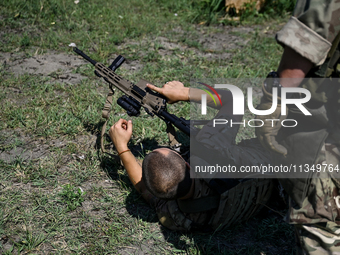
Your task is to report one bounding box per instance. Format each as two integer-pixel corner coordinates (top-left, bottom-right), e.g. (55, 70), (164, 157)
(188, 0), (296, 24)
(191, 0), (226, 24)
(263, 0), (296, 16)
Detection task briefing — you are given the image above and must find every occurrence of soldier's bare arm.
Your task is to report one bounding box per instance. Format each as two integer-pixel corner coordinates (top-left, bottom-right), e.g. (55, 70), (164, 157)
(277, 46), (313, 87)
(147, 81), (233, 109)
(109, 119), (153, 203)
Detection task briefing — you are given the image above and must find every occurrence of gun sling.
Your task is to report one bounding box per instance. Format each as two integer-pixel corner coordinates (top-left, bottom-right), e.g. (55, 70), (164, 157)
(101, 91), (114, 154)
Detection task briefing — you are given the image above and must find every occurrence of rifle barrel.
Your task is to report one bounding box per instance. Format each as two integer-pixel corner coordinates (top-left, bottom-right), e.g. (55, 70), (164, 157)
(73, 47), (97, 66)
(73, 47), (198, 138)
(158, 111), (191, 136)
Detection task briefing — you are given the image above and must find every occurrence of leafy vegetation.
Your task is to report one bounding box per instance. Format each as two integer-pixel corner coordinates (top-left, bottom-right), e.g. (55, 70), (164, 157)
(58, 184), (86, 211)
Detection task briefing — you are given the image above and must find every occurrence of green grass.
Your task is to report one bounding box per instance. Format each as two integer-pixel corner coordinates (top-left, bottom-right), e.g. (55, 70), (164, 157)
(0, 0), (295, 254)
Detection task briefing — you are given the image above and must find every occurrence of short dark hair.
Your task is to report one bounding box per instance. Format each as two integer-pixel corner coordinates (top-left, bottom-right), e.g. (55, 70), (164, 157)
(142, 149), (191, 200)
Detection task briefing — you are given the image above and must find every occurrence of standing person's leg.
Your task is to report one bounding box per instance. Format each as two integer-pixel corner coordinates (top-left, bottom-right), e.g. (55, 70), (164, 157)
(288, 142), (340, 254)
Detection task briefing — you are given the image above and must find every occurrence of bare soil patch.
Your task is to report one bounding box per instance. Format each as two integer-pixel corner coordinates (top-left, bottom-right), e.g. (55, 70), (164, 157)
(0, 128), (97, 163)
(0, 25), (256, 86)
(1, 51), (87, 85)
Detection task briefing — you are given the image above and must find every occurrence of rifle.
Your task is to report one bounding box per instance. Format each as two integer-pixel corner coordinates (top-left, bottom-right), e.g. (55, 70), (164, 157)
(72, 47), (204, 152)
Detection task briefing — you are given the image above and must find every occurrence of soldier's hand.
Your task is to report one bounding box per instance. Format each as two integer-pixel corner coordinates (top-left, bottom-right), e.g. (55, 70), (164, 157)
(255, 85), (288, 156)
(109, 119), (133, 152)
(147, 81), (189, 104)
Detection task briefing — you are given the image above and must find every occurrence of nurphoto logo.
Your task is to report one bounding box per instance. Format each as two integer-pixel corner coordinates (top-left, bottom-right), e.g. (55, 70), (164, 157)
(199, 83), (312, 128)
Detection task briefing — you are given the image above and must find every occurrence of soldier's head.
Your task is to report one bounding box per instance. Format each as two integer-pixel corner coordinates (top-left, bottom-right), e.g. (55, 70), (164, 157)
(142, 148), (192, 200)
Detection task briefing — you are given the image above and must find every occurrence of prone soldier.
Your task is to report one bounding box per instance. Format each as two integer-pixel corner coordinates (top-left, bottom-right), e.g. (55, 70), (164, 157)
(109, 81), (274, 231)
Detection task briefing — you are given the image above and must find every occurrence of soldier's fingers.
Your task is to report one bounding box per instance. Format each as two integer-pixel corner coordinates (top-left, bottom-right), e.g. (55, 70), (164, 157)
(146, 83), (161, 92)
(126, 120), (133, 133)
(116, 118), (126, 125)
(114, 119), (126, 130)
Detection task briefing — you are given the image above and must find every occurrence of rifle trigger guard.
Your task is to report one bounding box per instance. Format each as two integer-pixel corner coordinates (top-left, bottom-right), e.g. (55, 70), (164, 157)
(171, 143), (182, 153)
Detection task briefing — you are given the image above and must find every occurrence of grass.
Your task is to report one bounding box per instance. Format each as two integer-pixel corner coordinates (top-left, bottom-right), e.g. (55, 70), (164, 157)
(0, 0), (295, 254)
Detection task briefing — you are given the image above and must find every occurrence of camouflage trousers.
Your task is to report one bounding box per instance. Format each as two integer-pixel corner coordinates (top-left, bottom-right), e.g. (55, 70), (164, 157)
(295, 223), (340, 255)
(290, 141), (340, 254)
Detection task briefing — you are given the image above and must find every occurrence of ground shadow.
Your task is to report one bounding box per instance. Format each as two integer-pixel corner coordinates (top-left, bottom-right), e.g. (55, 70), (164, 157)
(124, 180), (295, 254)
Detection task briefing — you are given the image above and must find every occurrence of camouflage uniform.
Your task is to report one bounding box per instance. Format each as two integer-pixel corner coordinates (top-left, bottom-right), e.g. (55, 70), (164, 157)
(273, 1), (340, 253)
(276, 0), (340, 66)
